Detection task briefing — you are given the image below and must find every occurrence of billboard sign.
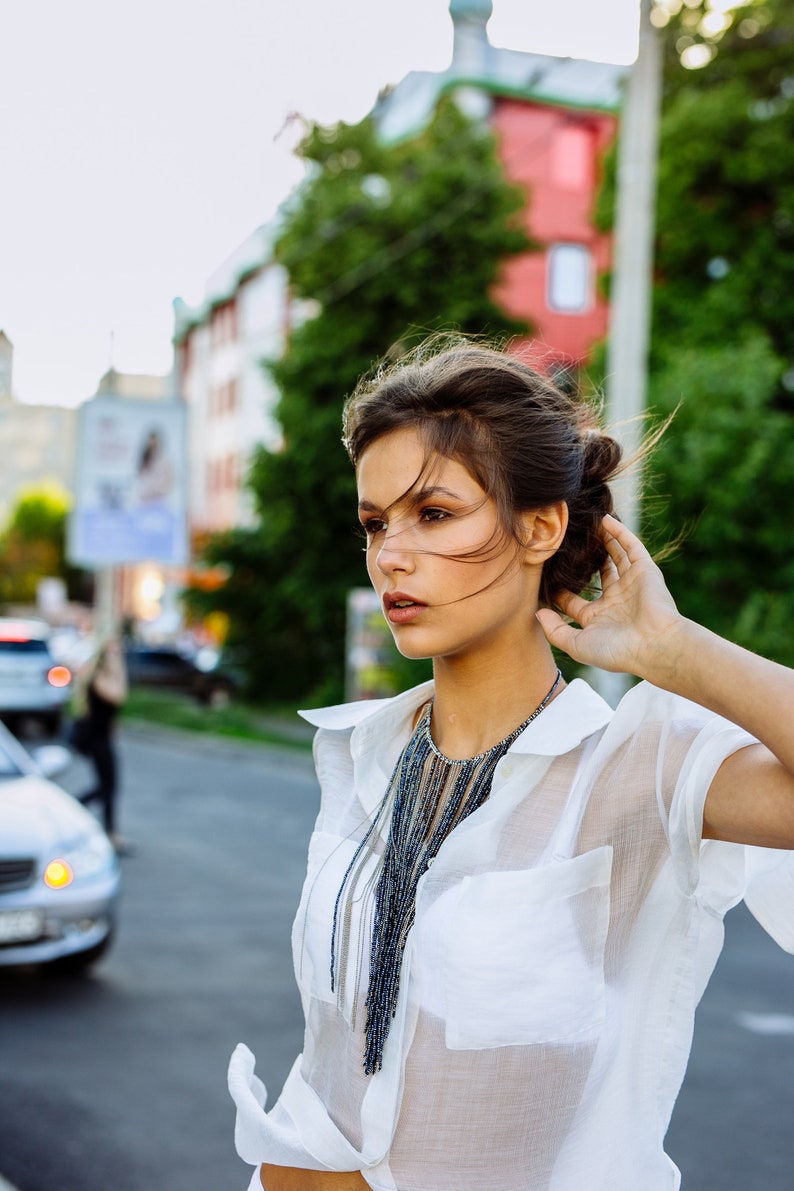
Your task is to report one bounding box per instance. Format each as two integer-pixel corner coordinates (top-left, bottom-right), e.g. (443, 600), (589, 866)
(345, 588), (404, 701)
(68, 396), (188, 566)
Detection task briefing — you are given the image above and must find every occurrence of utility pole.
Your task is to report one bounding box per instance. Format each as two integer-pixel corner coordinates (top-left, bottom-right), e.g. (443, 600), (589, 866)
(94, 565), (118, 643)
(591, 0), (663, 706)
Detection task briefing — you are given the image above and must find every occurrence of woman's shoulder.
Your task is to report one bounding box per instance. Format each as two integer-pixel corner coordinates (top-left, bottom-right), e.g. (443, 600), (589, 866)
(613, 679), (715, 725)
(607, 680), (747, 762)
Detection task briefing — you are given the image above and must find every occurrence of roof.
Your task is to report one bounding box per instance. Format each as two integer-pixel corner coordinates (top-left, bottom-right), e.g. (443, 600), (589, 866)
(173, 221), (280, 342)
(375, 47), (628, 143)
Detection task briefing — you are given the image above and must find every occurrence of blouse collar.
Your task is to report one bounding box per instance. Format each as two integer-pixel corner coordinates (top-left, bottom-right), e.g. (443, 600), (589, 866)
(299, 677), (613, 759)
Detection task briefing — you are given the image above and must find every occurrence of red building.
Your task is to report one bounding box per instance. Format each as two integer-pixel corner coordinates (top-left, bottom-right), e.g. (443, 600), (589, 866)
(375, 0), (627, 374)
(174, 2), (627, 557)
(492, 98), (618, 371)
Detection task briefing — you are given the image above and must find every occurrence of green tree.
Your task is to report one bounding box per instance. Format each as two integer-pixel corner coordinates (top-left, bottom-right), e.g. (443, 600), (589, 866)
(0, 482), (88, 605)
(593, 0), (794, 663)
(652, 0), (794, 361)
(646, 331), (794, 663)
(188, 98), (532, 701)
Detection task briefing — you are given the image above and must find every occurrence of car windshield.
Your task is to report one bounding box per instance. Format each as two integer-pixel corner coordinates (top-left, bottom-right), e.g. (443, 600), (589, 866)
(0, 640), (49, 654)
(0, 740), (25, 780)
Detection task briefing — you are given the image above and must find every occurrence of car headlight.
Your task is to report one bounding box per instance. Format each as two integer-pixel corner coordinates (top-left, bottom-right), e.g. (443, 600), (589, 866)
(43, 834), (117, 888)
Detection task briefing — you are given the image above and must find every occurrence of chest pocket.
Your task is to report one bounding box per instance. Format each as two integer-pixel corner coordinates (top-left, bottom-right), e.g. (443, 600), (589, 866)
(444, 846), (612, 1050)
(292, 830), (378, 1014)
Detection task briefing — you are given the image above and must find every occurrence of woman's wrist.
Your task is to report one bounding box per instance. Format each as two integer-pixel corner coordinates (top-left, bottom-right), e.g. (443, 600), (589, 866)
(633, 615), (706, 693)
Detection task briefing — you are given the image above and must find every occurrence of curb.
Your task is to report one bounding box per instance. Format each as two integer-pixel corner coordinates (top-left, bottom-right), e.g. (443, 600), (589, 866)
(117, 719), (317, 773)
(121, 715), (315, 751)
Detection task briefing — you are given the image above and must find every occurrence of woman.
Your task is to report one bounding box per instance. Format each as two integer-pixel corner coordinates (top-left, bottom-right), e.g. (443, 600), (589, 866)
(229, 340), (794, 1190)
(135, 427), (174, 505)
(75, 636), (129, 852)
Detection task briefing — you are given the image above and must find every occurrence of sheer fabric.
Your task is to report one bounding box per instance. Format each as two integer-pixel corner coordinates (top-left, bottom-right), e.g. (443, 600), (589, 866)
(229, 679), (794, 1191)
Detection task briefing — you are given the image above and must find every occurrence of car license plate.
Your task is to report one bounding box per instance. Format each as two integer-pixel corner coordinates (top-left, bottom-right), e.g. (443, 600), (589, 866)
(0, 908), (44, 943)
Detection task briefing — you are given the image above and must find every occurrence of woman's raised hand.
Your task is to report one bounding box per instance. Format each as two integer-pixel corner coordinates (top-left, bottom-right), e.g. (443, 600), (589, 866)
(535, 515), (683, 680)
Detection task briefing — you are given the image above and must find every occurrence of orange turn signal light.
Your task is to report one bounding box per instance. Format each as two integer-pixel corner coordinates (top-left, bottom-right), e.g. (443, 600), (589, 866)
(47, 666), (72, 688)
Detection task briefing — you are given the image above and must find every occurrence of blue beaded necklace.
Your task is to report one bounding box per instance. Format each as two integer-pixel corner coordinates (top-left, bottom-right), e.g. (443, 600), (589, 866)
(331, 668), (563, 1075)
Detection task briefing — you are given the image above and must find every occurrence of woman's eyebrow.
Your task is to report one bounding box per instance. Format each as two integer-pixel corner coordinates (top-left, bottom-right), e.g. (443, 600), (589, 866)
(357, 485), (463, 514)
(410, 485), (461, 503)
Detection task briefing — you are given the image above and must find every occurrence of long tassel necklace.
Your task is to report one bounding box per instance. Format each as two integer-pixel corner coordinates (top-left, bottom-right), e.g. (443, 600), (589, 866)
(331, 669), (562, 1075)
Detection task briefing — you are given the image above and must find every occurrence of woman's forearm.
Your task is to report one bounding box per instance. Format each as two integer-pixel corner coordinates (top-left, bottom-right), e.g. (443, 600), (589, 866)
(637, 616), (794, 777)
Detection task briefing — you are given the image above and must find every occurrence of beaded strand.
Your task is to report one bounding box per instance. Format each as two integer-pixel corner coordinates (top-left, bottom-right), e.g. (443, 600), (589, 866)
(331, 669), (562, 1075)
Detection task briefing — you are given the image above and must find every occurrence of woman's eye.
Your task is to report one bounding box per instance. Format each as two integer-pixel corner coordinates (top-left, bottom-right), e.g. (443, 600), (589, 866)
(361, 519), (386, 537)
(420, 507), (451, 523)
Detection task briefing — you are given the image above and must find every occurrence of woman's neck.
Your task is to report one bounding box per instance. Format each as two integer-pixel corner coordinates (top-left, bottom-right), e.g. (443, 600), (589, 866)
(428, 627), (562, 760)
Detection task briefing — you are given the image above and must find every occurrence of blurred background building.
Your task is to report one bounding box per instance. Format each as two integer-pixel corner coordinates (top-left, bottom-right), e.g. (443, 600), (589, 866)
(374, 0), (624, 369)
(172, 0), (626, 548)
(172, 224), (288, 537)
(2, 0), (628, 642)
(0, 332), (77, 526)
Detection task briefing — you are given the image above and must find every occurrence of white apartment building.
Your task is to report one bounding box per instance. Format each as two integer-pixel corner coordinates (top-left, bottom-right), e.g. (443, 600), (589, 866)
(173, 223), (289, 537)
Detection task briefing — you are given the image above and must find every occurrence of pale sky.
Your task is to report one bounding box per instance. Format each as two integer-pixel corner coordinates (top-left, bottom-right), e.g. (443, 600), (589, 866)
(1, 0), (640, 408)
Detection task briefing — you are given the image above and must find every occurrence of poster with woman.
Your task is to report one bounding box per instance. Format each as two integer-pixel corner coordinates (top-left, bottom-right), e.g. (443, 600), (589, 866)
(68, 396), (188, 566)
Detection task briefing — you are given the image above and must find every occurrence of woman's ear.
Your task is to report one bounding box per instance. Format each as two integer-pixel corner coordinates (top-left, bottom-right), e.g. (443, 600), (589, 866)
(520, 502), (568, 565)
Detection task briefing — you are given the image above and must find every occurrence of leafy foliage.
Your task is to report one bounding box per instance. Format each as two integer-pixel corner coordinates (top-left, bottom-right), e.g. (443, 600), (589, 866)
(640, 0), (794, 663)
(653, 0), (794, 361)
(186, 99), (532, 700)
(0, 483), (89, 605)
(645, 332), (794, 663)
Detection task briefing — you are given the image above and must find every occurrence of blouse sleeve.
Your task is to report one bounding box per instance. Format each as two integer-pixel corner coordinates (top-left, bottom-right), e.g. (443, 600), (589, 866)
(656, 686), (794, 954)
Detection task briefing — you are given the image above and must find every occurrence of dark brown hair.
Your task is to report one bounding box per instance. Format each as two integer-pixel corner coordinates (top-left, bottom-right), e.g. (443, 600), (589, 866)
(343, 338), (623, 609)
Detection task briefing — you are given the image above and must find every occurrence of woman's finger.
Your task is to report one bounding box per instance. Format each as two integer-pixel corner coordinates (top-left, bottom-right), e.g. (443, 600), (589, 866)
(599, 555), (620, 591)
(554, 589), (592, 625)
(603, 528), (631, 576)
(535, 608), (580, 655)
(602, 514), (652, 564)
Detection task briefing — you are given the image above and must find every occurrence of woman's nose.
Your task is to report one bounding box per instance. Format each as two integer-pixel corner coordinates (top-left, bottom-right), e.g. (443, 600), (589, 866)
(375, 531), (416, 576)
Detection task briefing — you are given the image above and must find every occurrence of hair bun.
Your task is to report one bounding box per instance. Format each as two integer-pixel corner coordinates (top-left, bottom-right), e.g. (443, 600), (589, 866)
(539, 427), (623, 608)
(581, 429), (623, 490)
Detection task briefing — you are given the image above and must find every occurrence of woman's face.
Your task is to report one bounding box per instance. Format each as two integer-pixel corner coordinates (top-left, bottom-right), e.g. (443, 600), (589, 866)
(356, 427), (541, 663)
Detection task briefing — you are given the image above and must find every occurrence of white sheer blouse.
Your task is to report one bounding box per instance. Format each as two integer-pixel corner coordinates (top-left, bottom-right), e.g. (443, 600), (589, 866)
(229, 678), (794, 1191)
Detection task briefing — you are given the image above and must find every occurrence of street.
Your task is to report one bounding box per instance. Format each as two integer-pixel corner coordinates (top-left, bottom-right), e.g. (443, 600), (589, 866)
(0, 725), (315, 1191)
(1, 723), (793, 1190)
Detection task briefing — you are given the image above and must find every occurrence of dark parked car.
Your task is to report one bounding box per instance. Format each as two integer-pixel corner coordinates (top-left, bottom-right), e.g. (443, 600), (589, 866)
(124, 645), (236, 708)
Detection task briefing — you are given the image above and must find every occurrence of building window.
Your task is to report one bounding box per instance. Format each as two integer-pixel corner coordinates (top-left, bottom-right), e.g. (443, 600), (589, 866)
(179, 336), (192, 378)
(210, 300), (238, 346)
(547, 244), (592, 314)
(208, 378), (239, 417)
(552, 125), (594, 191)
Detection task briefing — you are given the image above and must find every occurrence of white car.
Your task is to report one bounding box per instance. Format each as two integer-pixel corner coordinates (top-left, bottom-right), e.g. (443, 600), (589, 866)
(0, 720), (121, 969)
(0, 617), (73, 735)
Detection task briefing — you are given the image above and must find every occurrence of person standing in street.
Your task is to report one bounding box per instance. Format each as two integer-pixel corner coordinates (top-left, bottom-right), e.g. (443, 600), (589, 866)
(75, 636), (130, 854)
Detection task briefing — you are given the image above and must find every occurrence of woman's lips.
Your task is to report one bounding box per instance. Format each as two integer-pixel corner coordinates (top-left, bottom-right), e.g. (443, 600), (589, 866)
(387, 603), (425, 625)
(384, 594), (426, 625)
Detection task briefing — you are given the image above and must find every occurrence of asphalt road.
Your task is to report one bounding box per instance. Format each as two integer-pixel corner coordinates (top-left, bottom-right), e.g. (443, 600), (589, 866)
(0, 725), (316, 1191)
(1, 723), (793, 1190)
